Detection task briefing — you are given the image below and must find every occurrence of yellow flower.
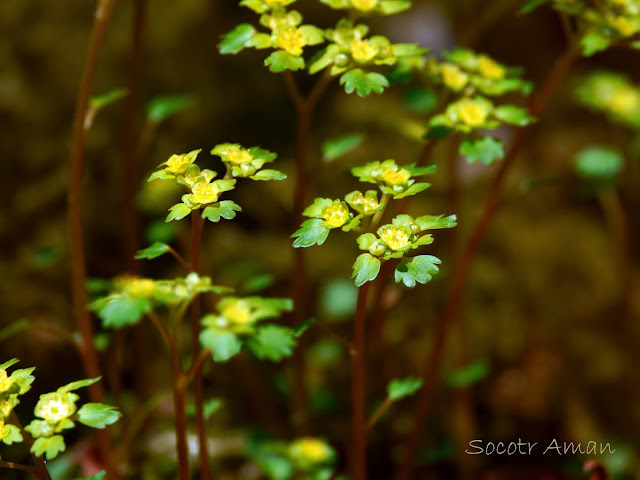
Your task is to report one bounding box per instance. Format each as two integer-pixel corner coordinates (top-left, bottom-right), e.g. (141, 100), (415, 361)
(378, 225), (411, 251)
(276, 26), (305, 56)
(0, 370), (14, 394)
(477, 56), (505, 80)
(221, 302), (253, 325)
(265, 0), (292, 6)
(381, 167), (411, 186)
(220, 144), (253, 165)
(322, 203), (350, 228)
(441, 64), (468, 90)
(350, 39), (379, 62)
(457, 99), (488, 127)
(191, 182), (220, 204)
(609, 86), (640, 115)
(290, 437), (332, 463)
(0, 398), (13, 419)
(165, 154), (191, 174)
(609, 15), (638, 36)
(35, 393), (76, 423)
(350, 0), (379, 11)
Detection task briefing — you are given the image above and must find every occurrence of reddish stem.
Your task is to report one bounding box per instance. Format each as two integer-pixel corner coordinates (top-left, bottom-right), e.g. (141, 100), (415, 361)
(394, 42), (578, 480)
(68, 0), (120, 477)
(350, 281), (372, 480)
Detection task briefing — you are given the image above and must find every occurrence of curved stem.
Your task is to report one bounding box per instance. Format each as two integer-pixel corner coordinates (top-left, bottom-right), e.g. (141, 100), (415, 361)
(189, 212), (210, 480)
(149, 310), (189, 480)
(283, 70), (333, 433)
(350, 281), (371, 480)
(0, 461), (40, 477)
(8, 412), (52, 480)
(366, 396), (393, 432)
(68, 0), (120, 477)
(394, 42), (578, 480)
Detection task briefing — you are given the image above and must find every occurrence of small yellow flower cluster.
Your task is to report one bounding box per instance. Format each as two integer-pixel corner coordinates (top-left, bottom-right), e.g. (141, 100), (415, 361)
(357, 214), (432, 260)
(302, 198), (356, 230)
(289, 437), (335, 470)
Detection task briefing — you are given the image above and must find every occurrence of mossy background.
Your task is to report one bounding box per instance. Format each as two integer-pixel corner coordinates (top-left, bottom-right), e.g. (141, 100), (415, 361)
(1, 0), (639, 478)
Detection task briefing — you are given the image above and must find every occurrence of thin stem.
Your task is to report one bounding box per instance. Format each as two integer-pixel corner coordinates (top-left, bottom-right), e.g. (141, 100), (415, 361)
(394, 42), (578, 480)
(350, 282), (371, 480)
(597, 190), (632, 326)
(366, 397), (393, 432)
(190, 212), (210, 480)
(169, 246), (191, 273)
(149, 309), (190, 480)
(0, 461), (40, 477)
(283, 70), (333, 433)
(8, 412), (52, 480)
(68, 0), (119, 477)
(179, 348), (211, 391)
(122, 0), (147, 273)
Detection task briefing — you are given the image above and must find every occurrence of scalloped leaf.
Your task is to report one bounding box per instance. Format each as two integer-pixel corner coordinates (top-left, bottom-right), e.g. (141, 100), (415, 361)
(219, 23), (256, 55)
(394, 255), (441, 287)
(77, 403), (121, 429)
(166, 203), (193, 222)
(265, 51), (305, 73)
(200, 329), (242, 362)
(352, 253), (381, 287)
(247, 325), (296, 361)
(415, 214), (457, 231)
(250, 169), (287, 181)
(340, 69), (389, 97)
(459, 137), (504, 165)
(387, 376), (423, 400)
(202, 201), (242, 223)
(31, 435), (66, 460)
(96, 297), (151, 328)
(135, 242), (170, 260)
(292, 219), (331, 248)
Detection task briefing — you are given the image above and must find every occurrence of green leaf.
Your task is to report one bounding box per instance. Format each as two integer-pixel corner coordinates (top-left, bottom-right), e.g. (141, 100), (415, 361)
(581, 31), (610, 56)
(446, 361), (489, 388)
(58, 377), (100, 394)
(11, 367), (36, 394)
(250, 169), (287, 181)
(147, 95), (194, 122)
(403, 86), (437, 113)
(265, 51), (305, 73)
(90, 88), (128, 110)
(459, 137), (505, 165)
(415, 214), (457, 231)
(519, 0), (547, 14)
(76, 472), (106, 480)
(202, 201), (242, 223)
(380, 0), (412, 14)
(322, 133), (364, 162)
(394, 255), (441, 287)
(219, 23), (256, 55)
(340, 69), (389, 97)
(393, 182), (430, 199)
(292, 317), (315, 338)
(387, 376), (423, 401)
(574, 147), (623, 180)
(247, 325), (296, 362)
(135, 242), (170, 260)
(31, 435), (66, 460)
(493, 105), (534, 126)
(425, 125), (452, 139)
(351, 253), (381, 287)
(200, 329), (242, 362)
(77, 403), (121, 429)
(1, 423), (23, 445)
(292, 219), (331, 248)
(0, 319), (29, 343)
(0, 358), (19, 370)
(166, 203), (192, 222)
(405, 164), (437, 176)
(96, 297), (151, 328)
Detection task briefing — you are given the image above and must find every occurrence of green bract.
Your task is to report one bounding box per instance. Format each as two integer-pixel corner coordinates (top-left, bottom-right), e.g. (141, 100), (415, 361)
(425, 48), (532, 96)
(220, 5), (324, 72)
(320, 0), (412, 15)
(351, 159), (436, 198)
(427, 96), (534, 135)
(90, 274), (232, 328)
(200, 297), (294, 362)
(211, 143), (286, 180)
(575, 71), (640, 129)
(524, 0), (640, 55)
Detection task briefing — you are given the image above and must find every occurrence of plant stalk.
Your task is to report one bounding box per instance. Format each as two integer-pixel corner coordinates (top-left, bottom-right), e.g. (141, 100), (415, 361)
(68, 0), (120, 477)
(350, 281), (371, 480)
(190, 212), (210, 480)
(8, 411), (52, 480)
(394, 41), (578, 480)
